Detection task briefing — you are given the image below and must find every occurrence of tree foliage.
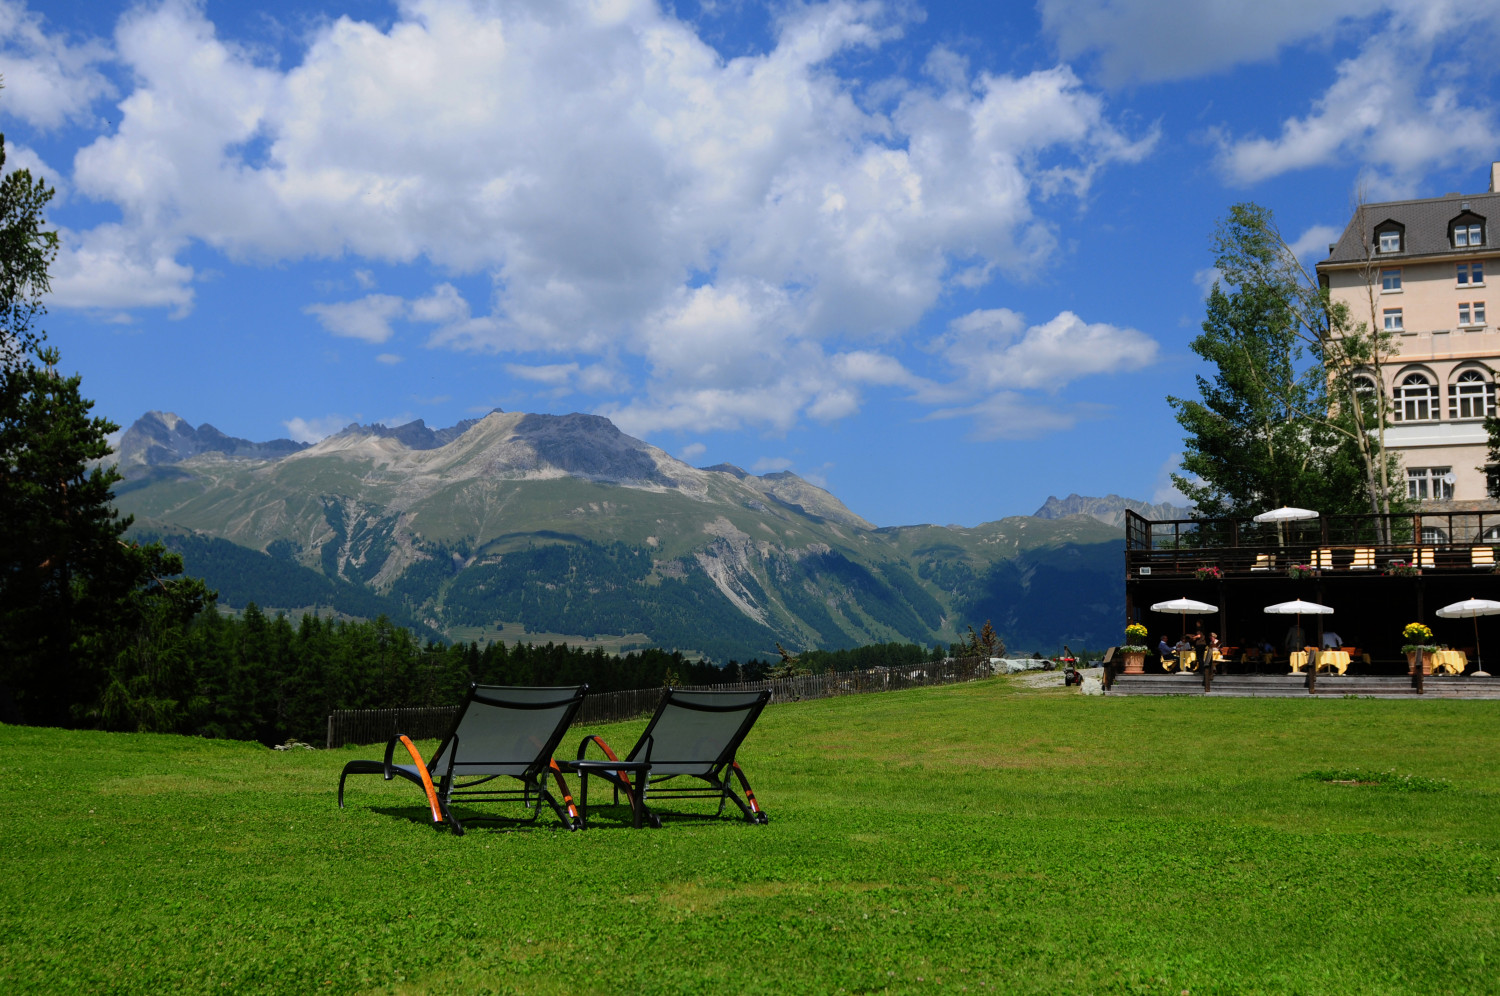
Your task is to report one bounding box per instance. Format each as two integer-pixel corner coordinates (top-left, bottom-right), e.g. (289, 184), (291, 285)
(1170, 203), (1402, 519)
(0, 130), (57, 366)
(0, 127), (214, 726)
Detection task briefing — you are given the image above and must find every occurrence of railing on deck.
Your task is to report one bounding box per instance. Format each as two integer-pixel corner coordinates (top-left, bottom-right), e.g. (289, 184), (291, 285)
(325, 656), (989, 748)
(1124, 509), (1500, 578)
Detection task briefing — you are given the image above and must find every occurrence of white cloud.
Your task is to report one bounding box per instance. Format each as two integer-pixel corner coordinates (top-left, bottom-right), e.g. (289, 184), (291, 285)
(924, 391), (1086, 440)
(1039, 0), (1372, 84)
(751, 456), (794, 473)
(931, 308), (1158, 394)
(2, 140), (66, 201)
(304, 294), (406, 343)
(1152, 453), (1191, 505)
(33, 0), (1151, 440)
(678, 442), (706, 461)
(375, 352), (403, 364)
(282, 414), (349, 443)
(1213, 7), (1500, 191)
(353, 268), (375, 290)
(1192, 267), (1222, 300)
(504, 361), (620, 395)
(0, 0), (115, 128)
(48, 223), (194, 315)
(1287, 224), (1343, 266)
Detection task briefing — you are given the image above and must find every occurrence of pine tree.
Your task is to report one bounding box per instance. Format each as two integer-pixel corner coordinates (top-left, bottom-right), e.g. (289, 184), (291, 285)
(0, 127), (212, 727)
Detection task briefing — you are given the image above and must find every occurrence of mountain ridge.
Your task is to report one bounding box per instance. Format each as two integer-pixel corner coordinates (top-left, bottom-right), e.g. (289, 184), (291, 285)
(109, 409), (1129, 657)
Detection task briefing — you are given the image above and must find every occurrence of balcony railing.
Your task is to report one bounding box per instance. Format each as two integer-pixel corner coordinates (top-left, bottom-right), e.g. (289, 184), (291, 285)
(1124, 509), (1500, 579)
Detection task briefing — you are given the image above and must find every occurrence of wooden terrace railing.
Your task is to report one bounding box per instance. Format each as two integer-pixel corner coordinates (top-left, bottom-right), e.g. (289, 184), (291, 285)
(1124, 509), (1500, 579)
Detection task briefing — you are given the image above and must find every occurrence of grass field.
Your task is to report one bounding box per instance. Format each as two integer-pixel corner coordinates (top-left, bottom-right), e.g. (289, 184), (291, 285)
(3, 678), (1498, 994)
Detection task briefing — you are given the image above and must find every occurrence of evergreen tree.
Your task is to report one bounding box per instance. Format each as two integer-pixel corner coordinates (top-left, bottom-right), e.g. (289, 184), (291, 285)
(1169, 204), (1390, 518)
(0, 126), (212, 727)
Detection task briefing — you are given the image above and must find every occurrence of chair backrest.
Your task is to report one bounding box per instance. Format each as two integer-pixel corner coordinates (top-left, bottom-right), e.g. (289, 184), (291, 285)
(627, 688), (771, 776)
(1473, 546), (1496, 567)
(1412, 547), (1435, 568)
(1350, 548), (1375, 569)
(1314, 548), (1334, 569)
(1252, 553), (1273, 570)
(429, 685), (587, 778)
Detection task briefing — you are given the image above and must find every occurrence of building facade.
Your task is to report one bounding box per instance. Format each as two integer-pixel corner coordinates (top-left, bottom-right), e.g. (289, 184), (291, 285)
(1317, 163), (1500, 509)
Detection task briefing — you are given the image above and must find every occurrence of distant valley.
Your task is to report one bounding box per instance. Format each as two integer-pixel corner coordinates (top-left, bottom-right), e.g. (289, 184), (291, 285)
(110, 410), (1181, 659)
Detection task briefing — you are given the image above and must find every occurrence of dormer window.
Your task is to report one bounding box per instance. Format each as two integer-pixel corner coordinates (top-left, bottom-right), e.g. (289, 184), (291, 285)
(1378, 230), (1402, 253)
(1450, 212), (1485, 248)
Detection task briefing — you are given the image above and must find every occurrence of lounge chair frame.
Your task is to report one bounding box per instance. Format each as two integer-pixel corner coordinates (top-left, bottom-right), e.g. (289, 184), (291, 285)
(337, 684), (587, 835)
(569, 687), (771, 829)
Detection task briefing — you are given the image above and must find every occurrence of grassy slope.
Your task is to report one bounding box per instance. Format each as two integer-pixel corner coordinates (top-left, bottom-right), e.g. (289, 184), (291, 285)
(9, 682), (1494, 995)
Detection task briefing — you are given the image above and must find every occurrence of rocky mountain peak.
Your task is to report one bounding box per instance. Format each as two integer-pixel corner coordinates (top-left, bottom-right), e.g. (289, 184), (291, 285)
(1033, 493), (1191, 527)
(332, 411), (497, 450)
(116, 411), (308, 474)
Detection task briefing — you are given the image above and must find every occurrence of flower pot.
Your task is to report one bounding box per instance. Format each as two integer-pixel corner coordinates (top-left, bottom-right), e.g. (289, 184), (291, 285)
(1407, 651), (1432, 676)
(1122, 651), (1146, 675)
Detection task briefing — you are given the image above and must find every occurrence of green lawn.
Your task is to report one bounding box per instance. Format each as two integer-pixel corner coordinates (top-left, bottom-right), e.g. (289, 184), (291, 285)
(3, 679), (1498, 994)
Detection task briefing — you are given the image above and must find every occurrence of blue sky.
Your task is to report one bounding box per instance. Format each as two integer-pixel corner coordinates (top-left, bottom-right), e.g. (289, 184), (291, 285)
(6, 0), (1499, 527)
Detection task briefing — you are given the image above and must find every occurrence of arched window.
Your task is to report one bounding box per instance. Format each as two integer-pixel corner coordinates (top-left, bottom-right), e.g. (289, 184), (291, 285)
(1450, 369), (1496, 420)
(1393, 372), (1435, 422)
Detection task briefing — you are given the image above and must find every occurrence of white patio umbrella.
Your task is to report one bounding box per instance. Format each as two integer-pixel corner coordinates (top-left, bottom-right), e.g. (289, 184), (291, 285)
(1264, 599), (1334, 652)
(1435, 598), (1500, 677)
(1150, 597), (1218, 643)
(1252, 507), (1319, 523)
(1253, 506), (1320, 553)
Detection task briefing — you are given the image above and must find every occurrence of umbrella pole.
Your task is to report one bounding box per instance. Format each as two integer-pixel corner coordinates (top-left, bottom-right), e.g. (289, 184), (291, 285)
(1474, 614), (1489, 677)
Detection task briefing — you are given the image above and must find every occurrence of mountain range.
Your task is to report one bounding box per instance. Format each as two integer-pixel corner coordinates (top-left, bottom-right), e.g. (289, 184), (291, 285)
(1032, 493), (1191, 527)
(108, 410), (1170, 659)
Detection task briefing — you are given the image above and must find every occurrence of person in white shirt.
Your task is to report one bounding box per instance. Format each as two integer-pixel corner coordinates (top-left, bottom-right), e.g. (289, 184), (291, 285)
(1322, 630), (1342, 649)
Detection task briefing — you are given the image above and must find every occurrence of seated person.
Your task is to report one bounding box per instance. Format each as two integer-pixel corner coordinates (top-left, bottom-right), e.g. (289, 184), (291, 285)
(1321, 629), (1343, 650)
(1157, 636), (1173, 663)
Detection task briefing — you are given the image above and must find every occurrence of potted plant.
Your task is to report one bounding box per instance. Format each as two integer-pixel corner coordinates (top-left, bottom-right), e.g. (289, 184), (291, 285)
(1121, 623), (1149, 674)
(1401, 622), (1439, 674)
(1287, 563), (1315, 579)
(1194, 566), (1223, 581)
(1386, 560), (1420, 578)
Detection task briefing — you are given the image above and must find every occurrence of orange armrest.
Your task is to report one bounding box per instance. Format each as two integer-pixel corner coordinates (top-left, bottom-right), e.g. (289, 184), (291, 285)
(577, 733), (622, 762)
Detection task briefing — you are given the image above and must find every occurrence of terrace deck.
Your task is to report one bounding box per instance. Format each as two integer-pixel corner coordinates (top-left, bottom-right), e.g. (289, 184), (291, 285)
(1109, 673), (1500, 698)
(1123, 509), (1500, 665)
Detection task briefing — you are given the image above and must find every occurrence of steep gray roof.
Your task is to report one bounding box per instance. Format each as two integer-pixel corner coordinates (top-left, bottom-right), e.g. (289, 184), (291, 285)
(1320, 190), (1499, 265)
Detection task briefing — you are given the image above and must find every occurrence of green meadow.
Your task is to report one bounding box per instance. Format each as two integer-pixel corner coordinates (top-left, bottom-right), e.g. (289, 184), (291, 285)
(3, 678), (1498, 995)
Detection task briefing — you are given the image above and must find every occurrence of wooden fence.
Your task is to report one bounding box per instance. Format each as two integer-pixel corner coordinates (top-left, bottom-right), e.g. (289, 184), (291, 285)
(326, 656), (989, 748)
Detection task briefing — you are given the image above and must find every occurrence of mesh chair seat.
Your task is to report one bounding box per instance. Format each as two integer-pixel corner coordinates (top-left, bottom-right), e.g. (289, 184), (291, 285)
(569, 687), (772, 828)
(338, 684), (587, 835)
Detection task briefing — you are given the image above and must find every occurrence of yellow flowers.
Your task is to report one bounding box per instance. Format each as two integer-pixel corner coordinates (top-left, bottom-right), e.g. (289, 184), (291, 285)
(1402, 622), (1433, 642)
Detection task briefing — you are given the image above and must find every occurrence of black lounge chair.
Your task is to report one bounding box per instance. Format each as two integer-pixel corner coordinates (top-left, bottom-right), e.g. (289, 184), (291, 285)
(337, 684), (587, 835)
(565, 687), (771, 828)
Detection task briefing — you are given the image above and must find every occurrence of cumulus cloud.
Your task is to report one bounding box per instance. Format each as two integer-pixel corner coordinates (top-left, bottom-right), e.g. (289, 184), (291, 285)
(751, 456), (794, 473)
(48, 223), (194, 315)
(282, 414), (350, 443)
(678, 442), (706, 461)
(29, 0), (1155, 438)
(304, 294), (406, 343)
(1040, 0), (1371, 84)
(375, 352), (403, 365)
(1288, 224), (1343, 266)
(0, 0), (115, 128)
(930, 308), (1158, 394)
(1212, 6), (1500, 191)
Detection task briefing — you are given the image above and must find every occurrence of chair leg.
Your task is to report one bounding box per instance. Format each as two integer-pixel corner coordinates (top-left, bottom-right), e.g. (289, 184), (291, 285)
(337, 759), (389, 808)
(728, 762), (768, 824)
